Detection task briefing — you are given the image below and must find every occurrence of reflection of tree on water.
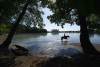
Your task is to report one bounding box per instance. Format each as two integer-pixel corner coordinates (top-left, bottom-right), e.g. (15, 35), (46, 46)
(40, 33), (47, 36)
(89, 32), (100, 38)
(89, 32), (94, 38)
(51, 29), (59, 35)
(95, 33), (100, 37)
(61, 41), (69, 46)
(88, 29), (100, 37)
(12, 33), (47, 42)
(51, 32), (59, 35)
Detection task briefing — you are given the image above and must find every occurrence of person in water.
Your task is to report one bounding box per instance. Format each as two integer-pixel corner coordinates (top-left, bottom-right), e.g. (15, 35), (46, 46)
(61, 33), (70, 41)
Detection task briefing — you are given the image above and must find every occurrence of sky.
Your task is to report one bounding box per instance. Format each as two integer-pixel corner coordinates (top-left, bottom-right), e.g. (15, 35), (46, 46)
(42, 8), (80, 31)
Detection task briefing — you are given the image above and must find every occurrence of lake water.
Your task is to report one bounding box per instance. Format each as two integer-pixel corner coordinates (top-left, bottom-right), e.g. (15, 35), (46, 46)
(10, 33), (100, 57)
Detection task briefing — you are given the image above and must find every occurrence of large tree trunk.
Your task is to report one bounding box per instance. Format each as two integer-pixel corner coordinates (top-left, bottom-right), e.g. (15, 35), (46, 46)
(79, 13), (99, 55)
(0, 0), (30, 48)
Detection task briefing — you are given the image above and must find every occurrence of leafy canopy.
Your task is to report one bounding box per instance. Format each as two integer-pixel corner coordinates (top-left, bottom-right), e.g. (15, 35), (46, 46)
(0, 0), (26, 23)
(47, 0), (100, 29)
(0, 0), (51, 28)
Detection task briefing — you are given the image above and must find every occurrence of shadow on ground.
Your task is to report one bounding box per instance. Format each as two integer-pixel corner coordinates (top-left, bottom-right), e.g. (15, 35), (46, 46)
(41, 56), (100, 67)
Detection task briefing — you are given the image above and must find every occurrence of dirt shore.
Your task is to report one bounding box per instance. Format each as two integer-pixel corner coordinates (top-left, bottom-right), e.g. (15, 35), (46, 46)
(71, 43), (100, 51)
(0, 43), (100, 67)
(9, 54), (100, 67)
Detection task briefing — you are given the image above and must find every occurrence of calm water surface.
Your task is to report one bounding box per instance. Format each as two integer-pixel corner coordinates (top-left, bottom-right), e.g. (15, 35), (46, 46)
(10, 33), (100, 57)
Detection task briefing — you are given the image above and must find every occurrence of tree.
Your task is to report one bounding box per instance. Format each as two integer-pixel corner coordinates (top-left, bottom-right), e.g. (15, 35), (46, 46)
(47, 0), (100, 55)
(0, 0), (30, 48)
(0, 0), (25, 24)
(0, 0), (50, 48)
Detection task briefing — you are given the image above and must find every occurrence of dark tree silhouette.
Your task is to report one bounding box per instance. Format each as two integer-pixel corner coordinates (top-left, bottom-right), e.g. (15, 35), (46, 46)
(78, 11), (99, 55)
(0, 0), (30, 48)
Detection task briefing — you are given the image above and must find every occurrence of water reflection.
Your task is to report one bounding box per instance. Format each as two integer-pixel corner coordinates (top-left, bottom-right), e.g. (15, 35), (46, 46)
(11, 33), (100, 57)
(94, 33), (100, 37)
(27, 41), (82, 57)
(39, 33), (47, 36)
(61, 41), (69, 45)
(12, 33), (47, 45)
(56, 47), (81, 57)
(51, 32), (59, 35)
(89, 32), (94, 38)
(89, 33), (100, 38)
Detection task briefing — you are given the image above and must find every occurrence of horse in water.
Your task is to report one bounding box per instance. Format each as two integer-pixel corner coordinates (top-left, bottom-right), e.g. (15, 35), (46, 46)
(61, 34), (70, 41)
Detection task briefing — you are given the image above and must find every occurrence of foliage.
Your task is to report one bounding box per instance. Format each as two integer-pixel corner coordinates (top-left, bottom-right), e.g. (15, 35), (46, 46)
(87, 14), (100, 29)
(0, 0), (51, 28)
(0, 23), (47, 35)
(51, 29), (59, 33)
(0, 24), (12, 35)
(47, 0), (100, 29)
(20, 0), (45, 28)
(18, 26), (47, 33)
(0, 0), (25, 23)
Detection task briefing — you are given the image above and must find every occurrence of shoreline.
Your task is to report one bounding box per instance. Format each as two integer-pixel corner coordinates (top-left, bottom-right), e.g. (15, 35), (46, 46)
(0, 43), (100, 67)
(70, 43), (100, 51)
(10, 43), (100, 67)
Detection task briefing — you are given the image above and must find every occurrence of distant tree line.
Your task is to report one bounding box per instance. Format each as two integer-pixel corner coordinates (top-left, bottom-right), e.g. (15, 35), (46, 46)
(0, 23), (47, 35)
(17, 24), (47, 33)
(51, 29), (59, 33)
